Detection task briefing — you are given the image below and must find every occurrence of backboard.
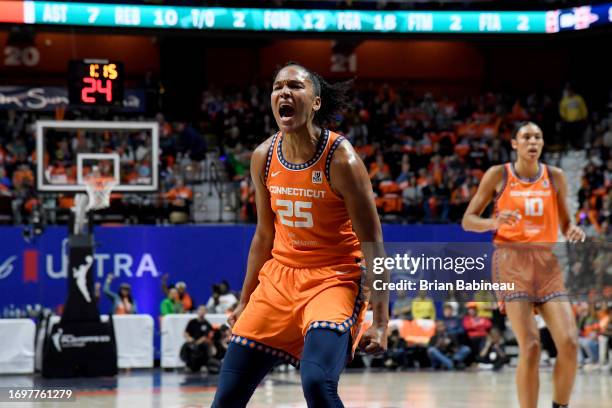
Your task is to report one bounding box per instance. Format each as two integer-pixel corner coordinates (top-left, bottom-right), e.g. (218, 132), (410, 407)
(36, 120), (159, 192)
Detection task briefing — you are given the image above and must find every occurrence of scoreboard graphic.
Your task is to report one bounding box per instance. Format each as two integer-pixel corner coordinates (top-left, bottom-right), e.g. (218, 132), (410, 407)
(0, 1), (611, 35)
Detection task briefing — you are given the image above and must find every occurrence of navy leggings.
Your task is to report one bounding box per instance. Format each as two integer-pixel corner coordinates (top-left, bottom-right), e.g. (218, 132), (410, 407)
(212, 329), (349, 408)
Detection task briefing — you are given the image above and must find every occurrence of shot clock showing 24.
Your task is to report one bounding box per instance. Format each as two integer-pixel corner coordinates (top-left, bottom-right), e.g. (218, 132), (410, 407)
(68, 59), (124, 106)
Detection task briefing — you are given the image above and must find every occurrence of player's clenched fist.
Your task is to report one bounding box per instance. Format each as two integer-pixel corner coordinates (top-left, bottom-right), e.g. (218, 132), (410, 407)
(360, 323), (388, 355)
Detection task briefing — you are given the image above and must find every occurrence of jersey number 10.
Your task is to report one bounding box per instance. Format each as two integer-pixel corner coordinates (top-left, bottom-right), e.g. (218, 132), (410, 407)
(276, 199), (313, 228)
(524, 197), (544, 217)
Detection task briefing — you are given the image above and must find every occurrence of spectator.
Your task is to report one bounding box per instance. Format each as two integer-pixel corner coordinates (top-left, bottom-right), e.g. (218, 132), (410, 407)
(177, 122), (207, 163)
(487, 138), (510, 165)
(160, 288), (184, 316)
(477, 328), (510, 370)
(395, 158), (412, 185)
(103, 274), (138, 315)
(206, 281), (238, 314)
(239, 169), (256, 222)
(559, 83), (588, 149)
(392, 290), (412, 319)
(576, 201), (601, 237)
(433, 180), (451, 222)
(161, 274), (194, 312)
(462, 302), (492, 354)
(474, 290), (497, 320)
(181, 305), (216, 373)
(135, 138), (152, 162)
(441, 303), (465, 339)
(412, 290), (435, 320)
(422, 176), (450, 222)
(421, 176), (436, 222)
(466, 140), (489, 170)
(597, 302), (610, 368)
(369, 152), (391, 183)
(384, 328), (410, 369)
(176, 281), (194, 312)
(577, 303), (600, 369)
(444, 291), (461, 316)
(11, 164), (36, 225)
(0, 166), (12, 191)
(449, 178), (472, 222)
(165, 177), (193, 224)
(401, 175), (423, 220)
(427, 321), (471, 370)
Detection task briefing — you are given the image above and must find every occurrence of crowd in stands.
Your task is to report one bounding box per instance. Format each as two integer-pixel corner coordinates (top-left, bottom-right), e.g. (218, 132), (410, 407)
(233, 83), (611, 235)
(574, 103), (612, 239)
(98, 270), (611, 373)
(157, 276), (239, 317)
(181, 304), (229, 374)
(100, 272), (238, 372)
(371, 294), (611, 372)
(0, 111), (203, 225)
(98, 272), (238, 318)
(0, 82), (610, 231)
(157, 276), (237, 373)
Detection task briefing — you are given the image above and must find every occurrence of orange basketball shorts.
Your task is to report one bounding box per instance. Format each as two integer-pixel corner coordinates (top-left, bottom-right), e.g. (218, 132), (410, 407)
(492, 244), (568, 312)
(231, 258), (366, 366)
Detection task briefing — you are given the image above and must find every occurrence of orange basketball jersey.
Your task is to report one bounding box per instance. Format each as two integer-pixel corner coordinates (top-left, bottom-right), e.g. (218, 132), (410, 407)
(265, 130), (362, 267)
(494, 163), (559, 243)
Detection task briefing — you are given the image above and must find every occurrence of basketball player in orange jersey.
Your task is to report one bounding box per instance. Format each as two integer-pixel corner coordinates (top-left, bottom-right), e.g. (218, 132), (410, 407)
(212, 63), (388, 408)
(462, 122), (585, 408)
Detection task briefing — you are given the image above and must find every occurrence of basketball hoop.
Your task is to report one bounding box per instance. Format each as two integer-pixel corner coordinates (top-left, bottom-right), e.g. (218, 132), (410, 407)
(70, 176), (117, 236)
(84, 176), (118, 211)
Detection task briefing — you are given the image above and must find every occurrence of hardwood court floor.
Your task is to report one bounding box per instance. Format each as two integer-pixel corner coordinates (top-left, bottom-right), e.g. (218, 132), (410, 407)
(0, 367), (610, 407)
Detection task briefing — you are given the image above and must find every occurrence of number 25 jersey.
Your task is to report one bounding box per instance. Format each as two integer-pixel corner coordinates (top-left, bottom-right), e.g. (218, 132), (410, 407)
(265, 130), (362, 267)
(493, 162), (559, 243)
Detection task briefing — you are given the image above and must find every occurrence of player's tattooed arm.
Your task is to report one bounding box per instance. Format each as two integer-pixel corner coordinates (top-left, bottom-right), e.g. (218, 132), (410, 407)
(549, 166), (585, 243)
(229, 137), (276, 327)
(329, 140), (388, 353)
(462, 165), (520, 232)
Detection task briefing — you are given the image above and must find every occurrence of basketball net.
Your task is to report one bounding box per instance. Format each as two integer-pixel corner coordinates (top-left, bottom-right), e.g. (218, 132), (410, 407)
(84, 176), (117, 212)
(72, 176), (117, 235)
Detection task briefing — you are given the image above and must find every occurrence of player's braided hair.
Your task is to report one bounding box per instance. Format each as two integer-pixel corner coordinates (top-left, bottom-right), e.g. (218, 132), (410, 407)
(274, 61), (353, 126)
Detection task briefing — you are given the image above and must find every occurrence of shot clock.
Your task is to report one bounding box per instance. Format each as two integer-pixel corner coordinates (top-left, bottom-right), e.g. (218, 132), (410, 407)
(68, 60), (124, 106)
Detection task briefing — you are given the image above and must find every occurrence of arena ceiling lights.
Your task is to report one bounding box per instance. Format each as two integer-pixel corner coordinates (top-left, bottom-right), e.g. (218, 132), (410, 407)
(0, 1), (609, 34)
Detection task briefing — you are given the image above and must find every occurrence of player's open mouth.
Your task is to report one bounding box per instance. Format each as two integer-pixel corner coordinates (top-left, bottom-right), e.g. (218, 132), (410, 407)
(279, 103), (295, 118)
(528, 148), (538, 154)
